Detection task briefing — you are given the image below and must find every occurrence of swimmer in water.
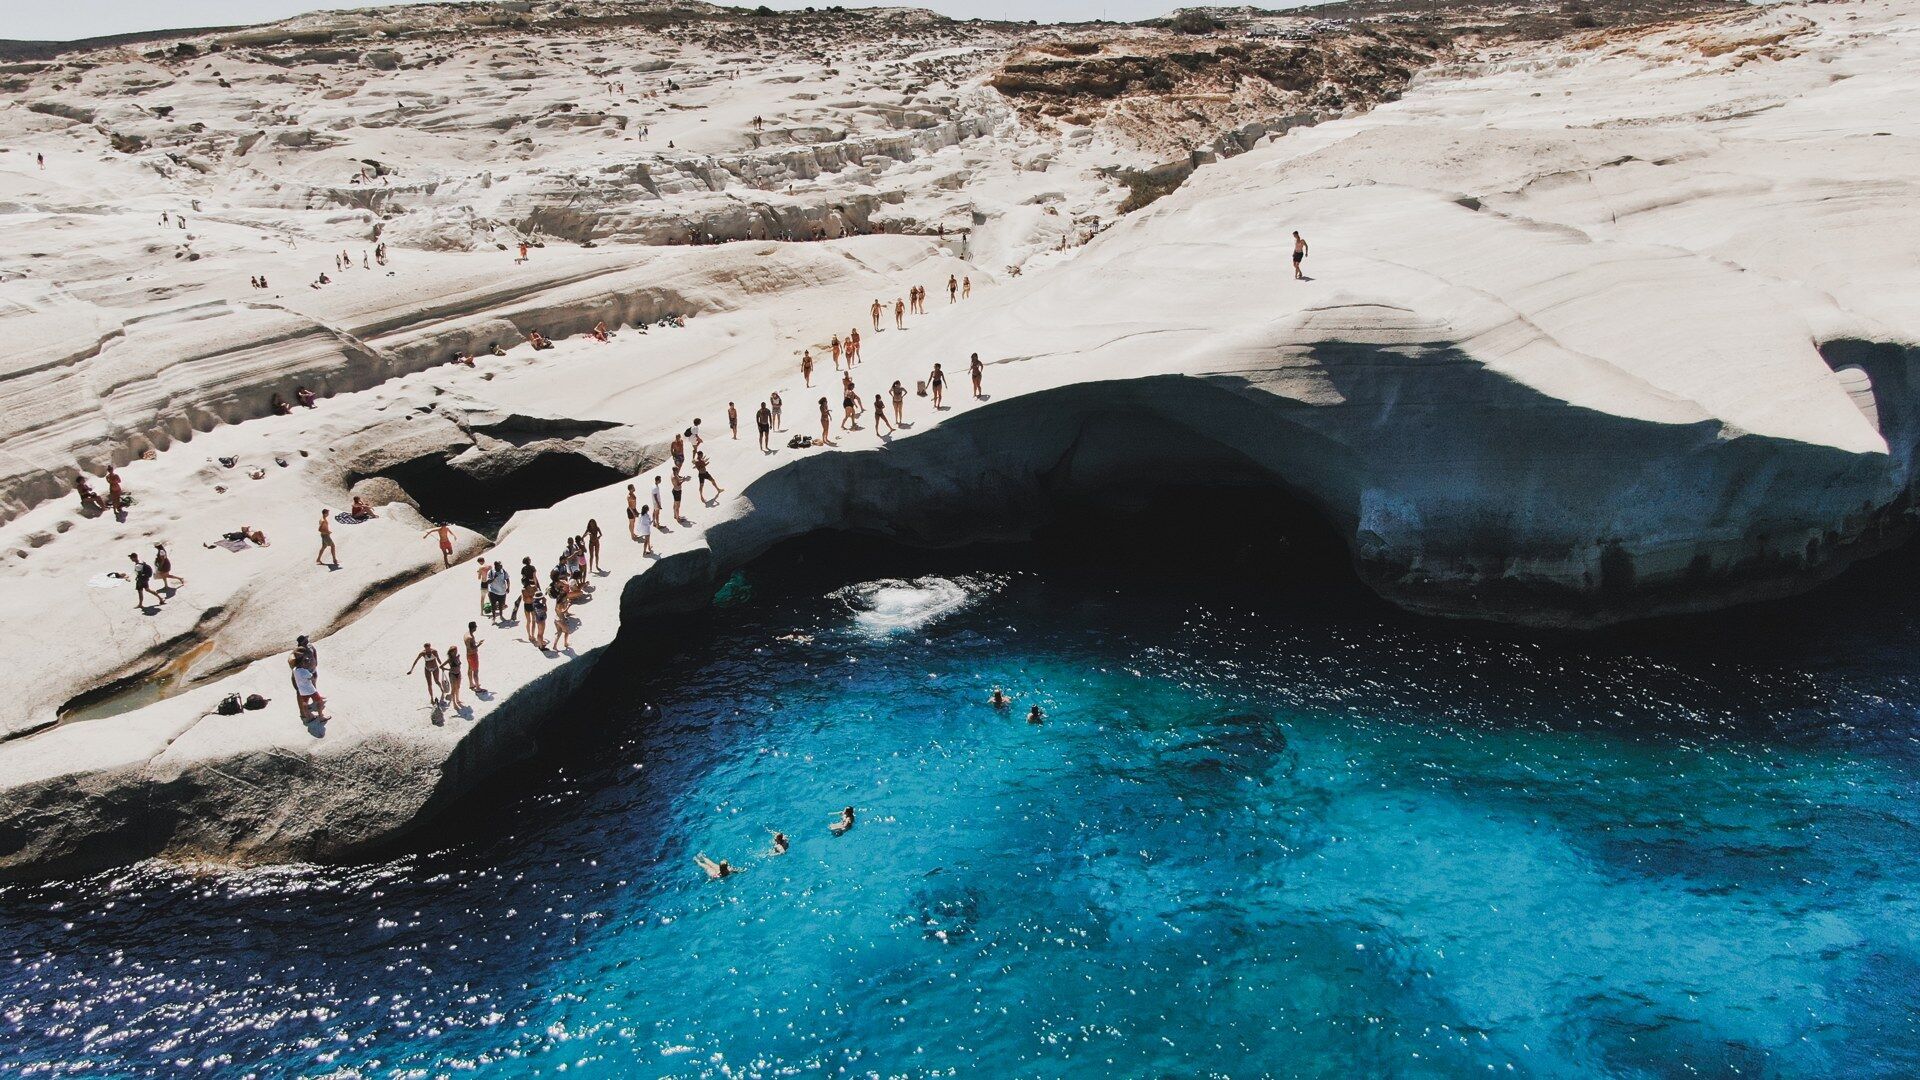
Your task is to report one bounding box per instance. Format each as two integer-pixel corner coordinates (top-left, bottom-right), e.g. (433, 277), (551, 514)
(1028, 705), (1045, 725)
(989, 687), (1009, 708)
(694, 854), (735, 879)
(769, 831), (790, 856)
(830, 806), (856, 835)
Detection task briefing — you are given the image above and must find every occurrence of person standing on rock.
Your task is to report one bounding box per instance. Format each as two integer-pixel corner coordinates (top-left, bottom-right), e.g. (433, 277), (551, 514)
(476, 557), (493, 615)
(948, 275), (958, 304)
(894, 298), (905, 329)
(294, 634), (319, 687)
(670, 467), (688, 524)
(407, 642), (444, 705)
(969, 353), (984, 399)
(626, 484), (641, 541)
(465, 622), (485, 693)
(770, 390), (783, 431)
(651, 475), (667, 528)
(637, 503), (654, 556)
(728, 401), (739, 440)
(756, 401), (773, 453)
(847, 329), (860, 366)
(292, 654), (323, 722)
(818, 396), (834, 447)
(488, 561), (511, 622)
(871, 299), (883, 332)
(873, 393), (894, 437)
(801, 350), (814, 387)
(443, 644), (465, 710)
(585, 518), (602, 572)
(928, 363), (948, 410)
(962, 275), (971, 299)
(316, 509), (339, 568)
(890, 380), (907, 426)
(1292, 231), (1309, 280)
(423, 522), (455, 567)
(106, 466), (125, 518)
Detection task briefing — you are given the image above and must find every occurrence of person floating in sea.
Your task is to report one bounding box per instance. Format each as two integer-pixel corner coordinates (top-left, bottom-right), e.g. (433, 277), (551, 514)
(695, 853), (736, 879)
(316, 509), (339, 567)
(1292, 230), (1309, 280)
(407, 642), (444, 705)
(1028, 705), (1045, 725)
(830, 806), (856, 836)
(423, 522), (455, 567)
(769, 831), (789, 855)
(969, 352), (984, 399)
(989, 687), (1009, 708)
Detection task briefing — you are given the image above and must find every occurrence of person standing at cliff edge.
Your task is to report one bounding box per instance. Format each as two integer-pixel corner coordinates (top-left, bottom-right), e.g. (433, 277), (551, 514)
(1292, 231), (1309, 280)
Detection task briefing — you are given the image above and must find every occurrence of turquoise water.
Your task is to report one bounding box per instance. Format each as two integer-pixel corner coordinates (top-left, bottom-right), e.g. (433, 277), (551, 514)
(5, 538), (1920, 1077)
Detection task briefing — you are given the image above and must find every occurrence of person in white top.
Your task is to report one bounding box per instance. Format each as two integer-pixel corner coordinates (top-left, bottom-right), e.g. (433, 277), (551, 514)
(637, 505), (654, 556)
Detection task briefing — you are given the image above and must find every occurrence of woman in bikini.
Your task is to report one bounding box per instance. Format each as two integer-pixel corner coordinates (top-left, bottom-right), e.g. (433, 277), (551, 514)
(407, 643), (444, 704)
(584, 518), (602, 572)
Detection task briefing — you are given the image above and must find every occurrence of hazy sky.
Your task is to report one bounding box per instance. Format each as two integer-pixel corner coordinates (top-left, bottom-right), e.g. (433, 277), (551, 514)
(10, 0), (1231, 41)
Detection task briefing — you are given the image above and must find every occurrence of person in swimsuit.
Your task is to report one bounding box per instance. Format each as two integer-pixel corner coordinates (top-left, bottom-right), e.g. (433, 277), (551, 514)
(423, 522), (455, 567)
(152, 542), (183, 591)
(801, 350), (814, 387)
(841, 381), (860, 431)
(928, 363), (947, 409)
(962, 275), (971, 299)
(894, 298), (905, 329)
(769, 391), (783, 431)
(817, 397), (834, 446)
(873, 393), (894, 436)
(870, 299), (883, 332)
(769, 831), (790, 855)
(727, 402), (738, 440)
(670, 432), (686, 470)
(830, 806), (856, 835)
(890, 380), (907, 426)
(969, 353), (984, 399)
(531, 588), (549, 650)
(847, 329), (860, 365)
(694, 854), (735, 879)
(1028, 705), (1045, 725)
(584, 518), (602, 572)
(989, 687), (1009, 708)
(553, 585), (573, 651)
(949, 275), (958, 303)
(520, 581), (539, 640)
(443, 645), (465, 710)
(106, 466), (124, 517)
(626, 484), (640, 541)
(316, 509), (338, 567)
(695, 451), (722, 502)
(1292, 230), (1309, 280)
(464, 622), (485, 692)
(407, 642), (444, 704)
(831, 335), (843, 370)
(670, 468), (687, 523)
(756, 402), (773, 452)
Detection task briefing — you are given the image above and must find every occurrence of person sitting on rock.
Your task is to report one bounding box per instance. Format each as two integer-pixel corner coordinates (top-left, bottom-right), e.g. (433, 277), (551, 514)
(349, 495), (377, 520)
(74, 476), (105, 512)
(592, 320), (611, 342)
(527, 330), (553, 350)
(295, 385), (317, 408)
(270, 393), (293, 416)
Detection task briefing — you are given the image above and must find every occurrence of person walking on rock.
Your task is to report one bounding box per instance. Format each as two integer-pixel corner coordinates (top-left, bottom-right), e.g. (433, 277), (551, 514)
(316, 509), (338, 567)
(128, 552), (164, 609)
(1292, 230), (1309, 280)
(801, 350), (814, 387)
(969, 352), (984, 399)
(152, 542), (183, 591)
(928, 363), (947, 410)
(626, 484), (641, 541)
(695, 450), (722, 503)
(948, 275), (958, 303)
(423, 522), (455, 567)
(873, 393), (894, 437)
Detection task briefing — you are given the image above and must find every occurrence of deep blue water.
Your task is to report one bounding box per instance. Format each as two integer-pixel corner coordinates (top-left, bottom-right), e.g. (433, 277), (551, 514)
(5, 539), (1920, 1078)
